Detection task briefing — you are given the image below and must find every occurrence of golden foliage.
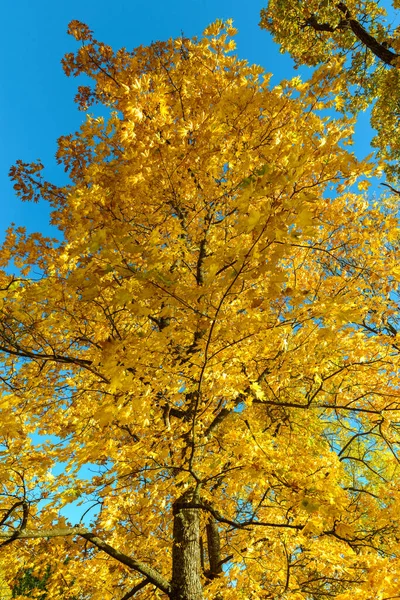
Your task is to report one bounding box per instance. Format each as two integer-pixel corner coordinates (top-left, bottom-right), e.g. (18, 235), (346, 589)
(1, 19), (400, 599)
(260, 0), (400, 181)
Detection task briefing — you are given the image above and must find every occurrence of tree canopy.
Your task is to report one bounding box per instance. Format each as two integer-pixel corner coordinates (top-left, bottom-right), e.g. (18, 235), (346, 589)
(1, 18), (400, 600)
(260, 0), (400, 181)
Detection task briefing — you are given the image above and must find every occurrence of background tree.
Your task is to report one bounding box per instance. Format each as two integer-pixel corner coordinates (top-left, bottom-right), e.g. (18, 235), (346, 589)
(0, 19), (400, 600)
(260, 0), (400, 181)
(11, 567), (50, 599)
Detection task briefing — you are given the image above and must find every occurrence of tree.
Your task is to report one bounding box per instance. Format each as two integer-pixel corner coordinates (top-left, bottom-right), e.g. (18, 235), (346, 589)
(0, 19), (400, 600)
(260, 0), (400, 181)
(11, 567), (50, 599)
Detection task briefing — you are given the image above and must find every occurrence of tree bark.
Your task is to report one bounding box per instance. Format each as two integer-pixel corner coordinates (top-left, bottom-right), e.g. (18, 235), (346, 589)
(337, 2), (398, 66)
(306, 1), (399, 67)
(206, 518), (223, 578)
(171, 494), (203, 600)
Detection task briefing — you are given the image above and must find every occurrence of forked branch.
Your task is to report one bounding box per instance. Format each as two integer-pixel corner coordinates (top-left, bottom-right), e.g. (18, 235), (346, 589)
(305, 1), (398, 66)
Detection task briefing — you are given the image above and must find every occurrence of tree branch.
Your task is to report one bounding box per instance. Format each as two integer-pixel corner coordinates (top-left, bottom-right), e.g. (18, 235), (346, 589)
(0, 527), (171, 595)
(177, 502), (304, 531)
(81, 532), (171, 594)
(0, 342), (109, 383)
(305, 1), (398, 66)
(0, 527), (88, 539)
(0, 501), (29, 548)
(120, 579), (150, 599)
(381, 182), (400, 195)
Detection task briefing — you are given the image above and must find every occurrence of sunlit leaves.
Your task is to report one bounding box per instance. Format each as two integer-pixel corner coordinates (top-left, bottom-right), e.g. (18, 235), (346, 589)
(260, 0), (400, 181)
(0, 18), (400, 600)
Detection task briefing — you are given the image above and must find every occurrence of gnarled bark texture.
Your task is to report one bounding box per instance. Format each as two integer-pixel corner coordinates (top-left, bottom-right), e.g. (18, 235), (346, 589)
(171, 496), (203, 600)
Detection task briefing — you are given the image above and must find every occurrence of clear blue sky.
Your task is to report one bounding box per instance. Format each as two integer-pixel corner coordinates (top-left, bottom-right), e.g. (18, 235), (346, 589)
(1, 0), (374, 243)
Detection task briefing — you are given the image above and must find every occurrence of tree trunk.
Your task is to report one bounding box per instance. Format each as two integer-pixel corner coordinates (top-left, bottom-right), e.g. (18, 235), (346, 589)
(206, 518), (223, 578)
(171, 494), (203, 600)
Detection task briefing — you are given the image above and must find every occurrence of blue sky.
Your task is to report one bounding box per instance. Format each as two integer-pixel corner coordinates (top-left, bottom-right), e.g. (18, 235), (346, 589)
(1, 0), (376, 243)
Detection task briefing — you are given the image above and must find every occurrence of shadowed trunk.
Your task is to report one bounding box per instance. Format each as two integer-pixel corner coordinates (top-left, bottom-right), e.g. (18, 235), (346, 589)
(206, 518), (223, 578)
(171, 495), (203, 600)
